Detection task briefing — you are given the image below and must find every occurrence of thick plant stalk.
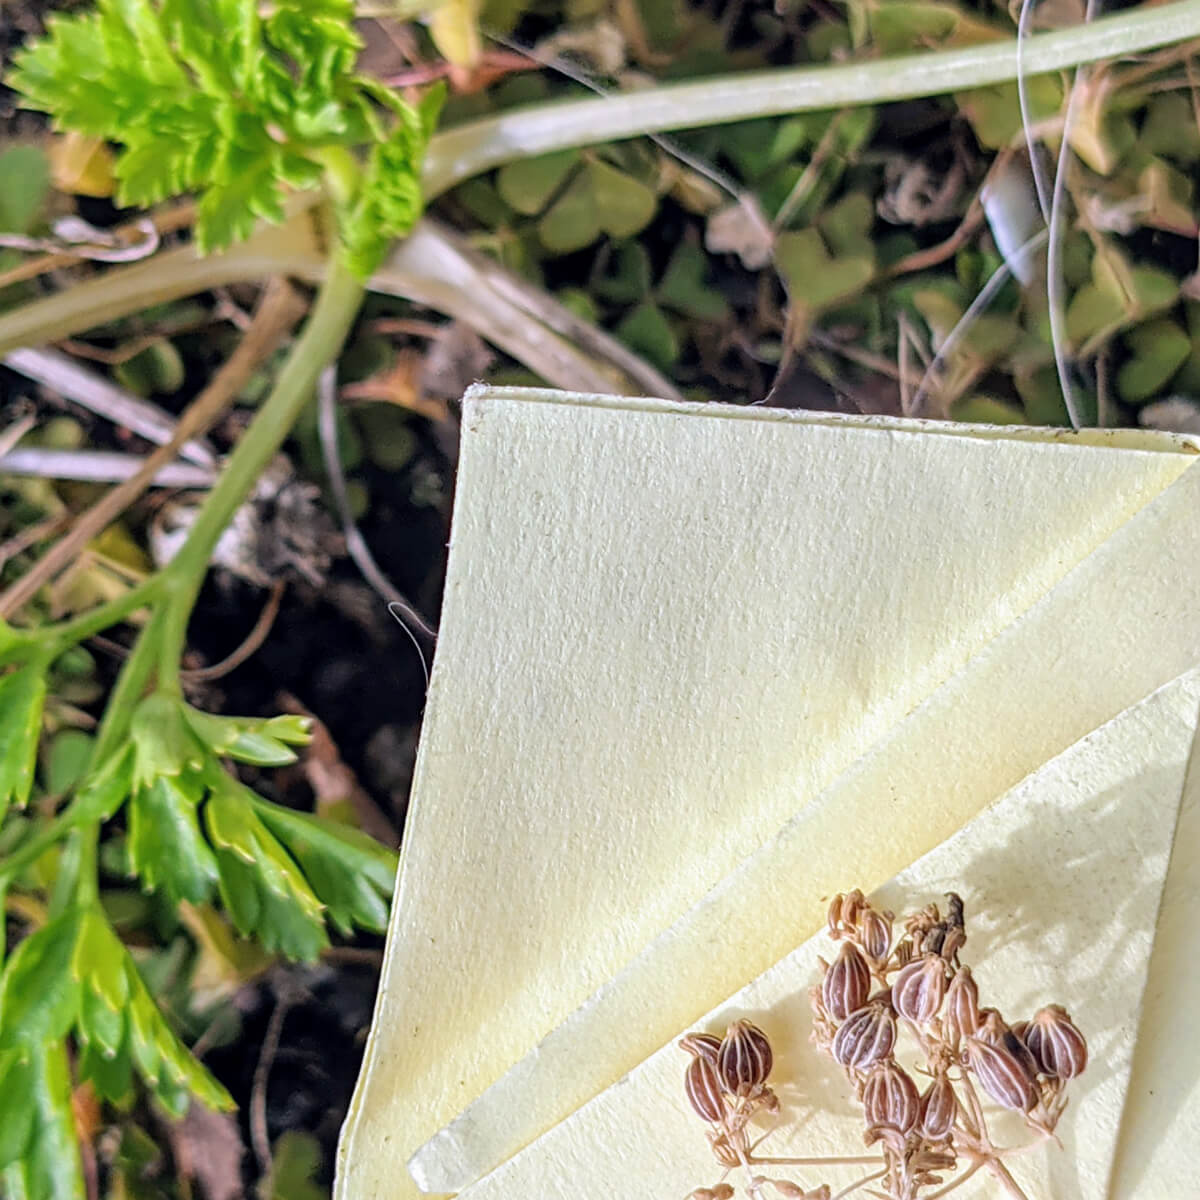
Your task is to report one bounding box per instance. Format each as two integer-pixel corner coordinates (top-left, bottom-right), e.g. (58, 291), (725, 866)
(2, 3), (1196, 391)
(421, 0), (1200, 196)
(0, 213), (680, 399)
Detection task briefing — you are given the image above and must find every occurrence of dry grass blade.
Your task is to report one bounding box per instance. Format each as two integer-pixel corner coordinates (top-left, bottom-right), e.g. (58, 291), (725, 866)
(4, 346), (217, 468)
(0, 447), (217, 487)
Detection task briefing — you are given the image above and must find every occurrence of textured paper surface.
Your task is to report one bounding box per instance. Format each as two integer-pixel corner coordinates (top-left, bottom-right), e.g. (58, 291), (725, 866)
(452, 668), (1200, 1200)
(334, 389), (1200, 1200)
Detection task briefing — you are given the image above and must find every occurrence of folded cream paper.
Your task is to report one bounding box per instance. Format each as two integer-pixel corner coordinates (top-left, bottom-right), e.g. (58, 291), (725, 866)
(448, 666), (1200, 1199)
(334, 389), (1200, 1200)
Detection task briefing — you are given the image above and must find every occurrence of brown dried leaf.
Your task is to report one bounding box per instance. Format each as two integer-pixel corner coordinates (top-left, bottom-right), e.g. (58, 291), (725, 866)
(705, 198), (775, 271)
(341, 350), (448, 423)
(171, 1103), (245, 1200)
(279, 694), (398, 845)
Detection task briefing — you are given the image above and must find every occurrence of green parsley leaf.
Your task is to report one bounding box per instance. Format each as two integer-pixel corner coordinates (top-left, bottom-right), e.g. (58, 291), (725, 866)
(130, 692), (203, 788)
(254, 797), (396, 935)
(122, 940), (234, 1114)
(0, 1050), (37, 1171)
(0, 1042), (85, 1200)
(7, 0), (438, 264)
(0, 909), (84, 1050)
(0, 662), (47, 818)
(127, 773), (219, 904)
(182, 706), (312, 766)
(204, 775), (327, 960)
(340, 84), (445, 278)
(67, 903), (234, 1113)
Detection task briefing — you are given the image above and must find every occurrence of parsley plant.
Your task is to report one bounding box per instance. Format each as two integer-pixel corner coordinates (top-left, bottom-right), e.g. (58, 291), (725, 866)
(0, 3), (442, 1195)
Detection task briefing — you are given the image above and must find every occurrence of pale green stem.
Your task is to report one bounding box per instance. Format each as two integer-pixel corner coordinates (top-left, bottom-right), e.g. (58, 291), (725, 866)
(89, 605), (167, 764)
(154, 253), (366, 690)
(421, 0), (1200, 197)
(47, 574), (164, 655)
(0, 795), (93, 890)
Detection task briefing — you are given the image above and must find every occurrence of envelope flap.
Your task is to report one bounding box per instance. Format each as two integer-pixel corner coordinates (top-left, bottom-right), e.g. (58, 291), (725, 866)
(336, 390), (1197, 1199)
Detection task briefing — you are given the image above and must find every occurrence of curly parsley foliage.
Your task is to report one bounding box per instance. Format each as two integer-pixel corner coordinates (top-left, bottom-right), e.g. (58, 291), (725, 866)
(0, 688), (396, 1198)
(8, 0), (442, 273)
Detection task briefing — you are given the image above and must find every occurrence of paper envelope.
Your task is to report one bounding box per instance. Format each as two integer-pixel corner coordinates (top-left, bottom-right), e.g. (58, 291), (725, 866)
(334, 388), (1200, 1200)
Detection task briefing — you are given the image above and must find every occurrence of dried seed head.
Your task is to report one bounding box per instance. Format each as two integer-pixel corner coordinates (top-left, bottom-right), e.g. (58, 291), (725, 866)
(892, 954), (946, 1024)
(964, 1035), (1039, 1112)
(858, 907), (892, 963)
(940, 925), (967, 963)
(822, 942), (871, 1021)
(1004, 1027), (1041, 1083)
(973, 1009), (1040, 1079)
(717, 1019), (774, 1097)
(945, 966), (980, 1044)
(688, 1188), (735, 1200)
(685, 1054), (726, 1123)
(1024, 1005), (1088, 1079)
(862, 1060), (920, 1133)
(918, 1074), (957, 1140)
(679, 1032), (722, 1064)
(831, 1002), (896, 1070)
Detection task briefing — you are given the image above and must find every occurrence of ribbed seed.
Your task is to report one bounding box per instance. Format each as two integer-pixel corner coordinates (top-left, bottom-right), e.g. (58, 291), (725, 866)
(822, 942), (871, 1021)
(893, 954), (946, 1023)
(862, 1060), (920, 1133)
(685, 1054), (726, 1123)
(832, 1002), (896, 1070)
(1004, 1028), (1040, 1082)
(945, 966), (980, 1043)
(1024, 1005), (1088, 1079)
(679, 1031), (722, 1064)
(964, 1035), (1038, 1112)
(918, 1074), (957, 1139)
(717, 1019), (774, 1096)
(858, 908), (892, 963)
